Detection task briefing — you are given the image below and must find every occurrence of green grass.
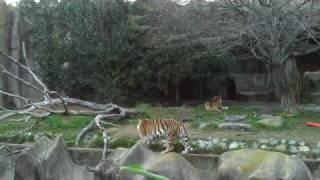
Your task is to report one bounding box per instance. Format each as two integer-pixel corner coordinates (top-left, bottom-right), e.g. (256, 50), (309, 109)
(43, 115), (92, 129)
(0, 114), (94, 144)
(37, 115), (93, 142)
(134, 104), (320, 133)
(1, 103), (320, 147)
(134, 103), (290, 131)
(109, 136), (137, 149)
(0, 111), (6, 116)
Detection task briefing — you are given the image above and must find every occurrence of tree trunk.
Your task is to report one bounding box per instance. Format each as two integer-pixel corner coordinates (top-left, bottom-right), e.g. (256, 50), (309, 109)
(0, 0), (7, 106)
(175, 83), (180, 105)
(272, 58), (300, 113)
(7, 10), (22, 108)
(280, 91), (298, 113)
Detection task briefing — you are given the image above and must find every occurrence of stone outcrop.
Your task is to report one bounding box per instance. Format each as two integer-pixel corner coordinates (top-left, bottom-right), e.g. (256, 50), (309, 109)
(257, 115), (283, 128)
(0, 138), (317, 180)
(303, 71), (320, 103)
(0, 147), (15, 180)
(217, 149), (314, 180)
(108, 143), (213, 180)
(231, 73), (273, 101)
(218, 122), (252, 131)
(0, 136), (95, 180)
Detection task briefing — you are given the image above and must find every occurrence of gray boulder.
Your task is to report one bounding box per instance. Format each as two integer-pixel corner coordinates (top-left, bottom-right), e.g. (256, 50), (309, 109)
(219, 123), (252, 131)
(108, 143), (213, 180)
(199, 122), (213, 129)
(217, 149), (314, 180)
(257, 115), (283, 128)
(259, 114), (274, 119)
(225, 115), (247, 122)
(14, 136), (94, 180)
(0, 147), (15, 180)
(303, 71), (320, 103)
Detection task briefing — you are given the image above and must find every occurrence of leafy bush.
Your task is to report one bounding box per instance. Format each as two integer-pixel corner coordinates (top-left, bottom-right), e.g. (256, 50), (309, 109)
(19, 0), (233, 105)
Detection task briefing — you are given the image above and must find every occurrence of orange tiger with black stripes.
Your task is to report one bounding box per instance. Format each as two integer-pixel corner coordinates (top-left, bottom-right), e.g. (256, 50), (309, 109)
(137, 118), (194, 154)
(205, 96), (228, 112)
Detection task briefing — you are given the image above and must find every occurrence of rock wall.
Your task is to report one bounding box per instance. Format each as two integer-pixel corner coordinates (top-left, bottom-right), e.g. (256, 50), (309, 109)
(0, 1), (40, 108)
(304, 71), (320, 103)
(1, 140), (320, 180)
(230, 73), (275, 101)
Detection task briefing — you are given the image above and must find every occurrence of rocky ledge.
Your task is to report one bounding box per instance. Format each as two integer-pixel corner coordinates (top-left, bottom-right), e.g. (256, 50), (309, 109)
(0, 136), (318, 180)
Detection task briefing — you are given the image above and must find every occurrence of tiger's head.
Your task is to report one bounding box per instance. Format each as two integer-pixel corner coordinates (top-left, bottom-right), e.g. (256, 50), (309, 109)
(212, 96), (222, 104)
(205, 96), (223, 111)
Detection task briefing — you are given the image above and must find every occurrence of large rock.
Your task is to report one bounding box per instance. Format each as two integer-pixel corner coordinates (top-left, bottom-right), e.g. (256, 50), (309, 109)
(14, 136), (94, 180)
(224, 115), (247, 122)
(108, 143), (213, 180)
(145, 153), (200, 180)
(217, 149), (314, 180)
(257, 115), (283, 128)
(304, 71), (320, 103)
(0, 147), (15, 180)
(219, 122), (252, 131)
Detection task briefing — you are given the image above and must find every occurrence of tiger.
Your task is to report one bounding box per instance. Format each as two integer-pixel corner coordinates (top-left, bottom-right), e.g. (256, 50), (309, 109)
(205, 96), (228, 112)
(137, 118), (194, 154)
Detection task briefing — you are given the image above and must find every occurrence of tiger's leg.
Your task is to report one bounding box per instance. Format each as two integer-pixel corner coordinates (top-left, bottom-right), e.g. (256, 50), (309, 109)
(214, 106), (222, 112)
(144, 136), (152, 145)
(138, 135), (150, 146)
(180, 134), (193, 154)
(161, 130), (176, 154)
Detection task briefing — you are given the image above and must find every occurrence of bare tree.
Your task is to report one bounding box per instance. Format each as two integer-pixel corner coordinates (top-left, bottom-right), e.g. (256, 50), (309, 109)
(211, 0), (320, 112)
(0, 43), (136, 145)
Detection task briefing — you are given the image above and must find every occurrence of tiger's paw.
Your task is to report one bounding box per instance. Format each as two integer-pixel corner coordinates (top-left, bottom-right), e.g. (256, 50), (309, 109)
(182, 146), (196, 154)
(181, 150), (188, 154)
(161, 147), (174, 154)
(161, 150), (169, 154)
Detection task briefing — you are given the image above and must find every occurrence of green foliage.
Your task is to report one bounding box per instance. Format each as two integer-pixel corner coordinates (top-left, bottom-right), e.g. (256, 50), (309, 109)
(19, 0), (130, 103)
(109, 136), (136, 148)
(44, 115), (92, 129)
(2, 105), (320, 146)
(126, 0), (234, 103)
(0, 115), (93, 144)
(18, 0), (233, 105)
(120, 165), (170, 180)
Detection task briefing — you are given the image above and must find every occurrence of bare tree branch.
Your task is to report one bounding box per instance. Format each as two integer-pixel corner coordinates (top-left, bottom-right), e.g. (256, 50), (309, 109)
(0, 38), (137, 150)
(0, 89), (29, 105)
(0, 65), (45, 96)
(0, 49), (53, 103)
